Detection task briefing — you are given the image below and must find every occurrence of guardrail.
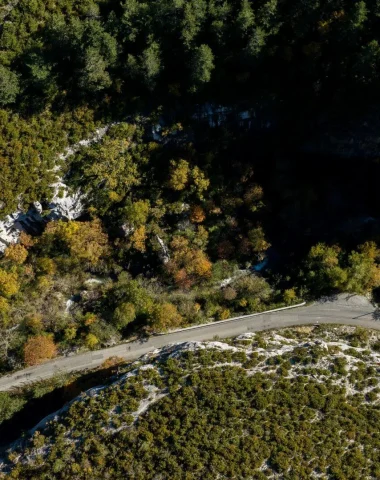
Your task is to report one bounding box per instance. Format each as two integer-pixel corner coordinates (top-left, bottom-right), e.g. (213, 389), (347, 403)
(157, 301), (307, 335)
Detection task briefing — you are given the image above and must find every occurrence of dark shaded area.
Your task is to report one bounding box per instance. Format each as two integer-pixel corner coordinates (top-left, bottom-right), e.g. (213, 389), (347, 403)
(0, 365), (122, 449)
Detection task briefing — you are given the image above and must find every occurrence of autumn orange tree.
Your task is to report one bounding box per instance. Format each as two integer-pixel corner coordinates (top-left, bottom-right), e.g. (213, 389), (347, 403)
(24, 335), (57, 366)
(190, 205), (206, 223)
(166, 236), (212, 289)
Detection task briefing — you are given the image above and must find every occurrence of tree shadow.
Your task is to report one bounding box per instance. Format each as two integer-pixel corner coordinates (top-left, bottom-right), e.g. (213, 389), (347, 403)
(316, 293), (340, 304)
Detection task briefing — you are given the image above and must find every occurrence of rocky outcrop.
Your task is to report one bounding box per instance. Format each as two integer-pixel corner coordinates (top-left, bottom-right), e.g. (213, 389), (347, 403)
(156, 235), (170, 264)
(0, 184), (86, 252)
(0, 125), (114, 252)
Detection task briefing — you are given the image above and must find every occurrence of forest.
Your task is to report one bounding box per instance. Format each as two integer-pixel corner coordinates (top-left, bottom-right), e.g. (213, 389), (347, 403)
(1, 0), (380, 371)
(2, 326), (380, 479)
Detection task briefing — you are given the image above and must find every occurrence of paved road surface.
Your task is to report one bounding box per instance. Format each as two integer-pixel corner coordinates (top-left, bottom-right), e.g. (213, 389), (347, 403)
(0, 294), (378, 391)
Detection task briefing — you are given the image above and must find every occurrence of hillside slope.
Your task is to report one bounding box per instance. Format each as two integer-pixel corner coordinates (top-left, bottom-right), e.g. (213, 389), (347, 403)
(2, 325), (380, 479)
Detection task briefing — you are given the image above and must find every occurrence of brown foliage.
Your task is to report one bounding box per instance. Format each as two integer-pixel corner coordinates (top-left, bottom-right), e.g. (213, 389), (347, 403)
(19, 232), (34, 248)
(24, 335), (57, 366)
(190, 205), (206, 223)
(218, 240), (234, 259)
(167, 237), (212, 288)
(130, 225), (147, 252)
(223, 286), (237, 301)
(244, 184), (264, 205)
(100, 356), (125, 370)
(173, 268), (193, 289)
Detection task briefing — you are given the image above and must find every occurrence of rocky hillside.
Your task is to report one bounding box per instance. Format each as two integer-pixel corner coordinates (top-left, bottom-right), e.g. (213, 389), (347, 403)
(2, 325), (380, 479)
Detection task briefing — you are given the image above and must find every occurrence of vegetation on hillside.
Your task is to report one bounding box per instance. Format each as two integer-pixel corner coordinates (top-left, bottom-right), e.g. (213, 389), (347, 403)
(2, 0), (380, 373)
(2, 326), (380, 479)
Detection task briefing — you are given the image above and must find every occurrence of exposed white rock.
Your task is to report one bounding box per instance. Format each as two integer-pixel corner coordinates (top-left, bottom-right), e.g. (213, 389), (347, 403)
(65, 298), (75, 313)
(58, 124), (116, 162)
(121, 223), (135, 237)
(0, 216), (22, 252)
(130, 386), (167, 422)
(0, 125), (116, 252)
(84, 278), (104, 285)
(33, 202), (43, 214)
(156, 235), (170, 264)
(149, 340), (239, 360)
(220, 277), (233, 288)
(0, 0), (19, 20)
(219, 269), (249, 288)
(46, 182), (85, 221)
(0, 182), (86, 253)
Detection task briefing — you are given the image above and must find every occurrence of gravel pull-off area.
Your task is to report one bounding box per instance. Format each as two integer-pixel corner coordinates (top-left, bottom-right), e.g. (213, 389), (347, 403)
(318, 293), (374, 308)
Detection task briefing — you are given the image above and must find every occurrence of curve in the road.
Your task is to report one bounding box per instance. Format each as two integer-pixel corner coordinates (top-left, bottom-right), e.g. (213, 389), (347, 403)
(0, 294), (378, 391)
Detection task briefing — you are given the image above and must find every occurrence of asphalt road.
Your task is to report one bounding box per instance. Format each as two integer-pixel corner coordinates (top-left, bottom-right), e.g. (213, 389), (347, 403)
(0, 294), (378, 391)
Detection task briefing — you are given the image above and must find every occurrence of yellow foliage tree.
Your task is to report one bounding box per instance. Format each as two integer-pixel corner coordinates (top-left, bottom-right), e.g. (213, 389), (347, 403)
(0, 297), (10, 313)
(168, 160), (210, 199)
(86, 135), (141, 193)
(4, 244), (28, 264)
(25, 314), (43, 333)
(191, 166), (210, 199)
(85, 333), (99, 349)
(0, 269), (20, 297)
(309, 243), (341, 268)
(283, 288), (297, 305)
(0, 297), (10, 325)
(124, 200), (150, 227)
(168, 159), (190, 190)
(150, 303), (183, 332)
(36, 257), (57, 275)
(44, 219), (109, 265)
(130, 225), (147, 252)
(248, 226), (271, 256)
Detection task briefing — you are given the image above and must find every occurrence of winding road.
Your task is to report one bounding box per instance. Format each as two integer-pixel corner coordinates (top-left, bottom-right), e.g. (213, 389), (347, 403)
(0, 294), (378, 391)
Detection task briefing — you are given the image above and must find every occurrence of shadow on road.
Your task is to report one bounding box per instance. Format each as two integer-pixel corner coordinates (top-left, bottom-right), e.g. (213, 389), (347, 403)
(352, 311), (376, 319)
(316, 293), (340, 304)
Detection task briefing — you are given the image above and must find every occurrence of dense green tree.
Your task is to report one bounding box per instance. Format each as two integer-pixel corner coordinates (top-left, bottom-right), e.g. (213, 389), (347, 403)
(123, 199), (150, 227)
(191, 44), (215, 88)
(113, 302), (136, 329)
(140, 40), (162, 89)
(79, 48), (112, 92)
(236, 0), (255, 34)
(0, 65), (19, 105)
(182, 0), (208, 47)
(0, 392), (25, 423)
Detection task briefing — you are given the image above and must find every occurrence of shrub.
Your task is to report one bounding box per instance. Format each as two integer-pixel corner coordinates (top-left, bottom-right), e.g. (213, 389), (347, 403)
(24, 335), (57, 366)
